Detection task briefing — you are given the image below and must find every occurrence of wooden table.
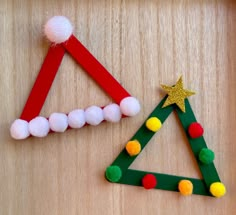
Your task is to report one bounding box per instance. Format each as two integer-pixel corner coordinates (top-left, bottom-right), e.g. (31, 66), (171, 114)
(0, 0), (235, 214)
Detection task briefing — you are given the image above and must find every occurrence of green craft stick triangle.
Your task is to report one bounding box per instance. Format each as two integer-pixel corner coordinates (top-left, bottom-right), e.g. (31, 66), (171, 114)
(105, 96), (225, 197)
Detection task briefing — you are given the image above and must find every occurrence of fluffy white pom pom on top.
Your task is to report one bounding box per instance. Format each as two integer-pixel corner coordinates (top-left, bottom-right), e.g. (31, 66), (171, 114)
(44, 16), (73, 43)
(49, 113), (68, 132)
(103, 103), (122, 123)
(10, 119), (30, 140)
(29, 116), (50, 137)
(120, 97), (141, 117)
(85, 106), (104, 126)
(68, 109), (86, 128)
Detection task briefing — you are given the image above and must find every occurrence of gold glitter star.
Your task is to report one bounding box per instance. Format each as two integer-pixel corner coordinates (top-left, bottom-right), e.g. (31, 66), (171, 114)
(161, 76), (195, 112)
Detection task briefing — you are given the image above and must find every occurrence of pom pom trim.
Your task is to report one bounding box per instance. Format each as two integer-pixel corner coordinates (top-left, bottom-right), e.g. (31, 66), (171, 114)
(145, 117), (162, 132)
(178, 180), (193, 196)
(210, 182), (226, 198)
(10, 119), (30, 140)
(105, 165), (122, 182)
(188, 122), (204, 138)
(11, 100), (140, 139)
(44, 16), (73, 43)
(125, 140), (141, 156)
(142, 174), (157, 189)
(199, 148), (215, 164)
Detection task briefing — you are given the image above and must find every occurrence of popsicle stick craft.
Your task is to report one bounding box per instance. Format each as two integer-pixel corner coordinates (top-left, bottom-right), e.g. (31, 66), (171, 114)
(106, 77), (226, 198)
(10, 16), (141, 140)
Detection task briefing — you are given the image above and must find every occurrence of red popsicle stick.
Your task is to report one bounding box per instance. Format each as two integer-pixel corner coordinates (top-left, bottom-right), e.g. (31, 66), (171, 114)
(63, 35), (131, 104)
(20, 45), (65, 121)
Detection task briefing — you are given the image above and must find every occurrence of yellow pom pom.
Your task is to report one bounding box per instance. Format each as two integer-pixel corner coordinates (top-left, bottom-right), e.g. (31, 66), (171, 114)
(178, 180), (193, 196)
(126, 140), (141, 156)
(145, 117), (162, 132)
(210, 182), (226, 198)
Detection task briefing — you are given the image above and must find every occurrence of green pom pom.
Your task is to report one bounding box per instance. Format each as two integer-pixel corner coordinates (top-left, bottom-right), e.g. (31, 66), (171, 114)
(199, 148), (215, 164)
(105, 165), (122, 182)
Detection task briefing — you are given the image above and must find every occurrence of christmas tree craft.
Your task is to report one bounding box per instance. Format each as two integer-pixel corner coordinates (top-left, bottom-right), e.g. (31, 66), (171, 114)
(10, 16), (140, 140)
(106, 77), (226, 197)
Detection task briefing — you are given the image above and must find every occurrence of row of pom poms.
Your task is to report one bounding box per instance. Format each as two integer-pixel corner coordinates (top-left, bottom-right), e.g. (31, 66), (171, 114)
(10, 97), (140, 140)
(105, 116), (226, 197)
(106, 165), (226, 197)
(144, 117), (225, 193)
(126, 118), (216, 164)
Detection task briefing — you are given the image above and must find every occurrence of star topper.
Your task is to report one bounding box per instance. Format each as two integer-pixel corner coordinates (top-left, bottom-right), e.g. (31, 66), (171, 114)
(161, 76), (195, 112)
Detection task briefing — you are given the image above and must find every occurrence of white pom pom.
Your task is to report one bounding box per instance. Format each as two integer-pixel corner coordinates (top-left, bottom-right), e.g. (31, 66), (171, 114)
(29, 116), (50, 137)
(44, 16), (73, 43)
(103, 104), (122, 123)
(49, 113), (68, 132)
(85, 106), (104, 126)
(10, 119), (30, 140)
(120, 97), (141, 116)
(68, 109), (86, 128)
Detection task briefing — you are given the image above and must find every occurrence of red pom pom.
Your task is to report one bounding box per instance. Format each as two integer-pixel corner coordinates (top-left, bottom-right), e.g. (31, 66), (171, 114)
(142, 174), (157, 189)
(188, 122), (204, 138)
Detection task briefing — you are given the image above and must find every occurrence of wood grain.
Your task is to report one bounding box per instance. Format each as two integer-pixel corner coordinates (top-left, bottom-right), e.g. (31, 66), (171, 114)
(0, 0), (235, 214)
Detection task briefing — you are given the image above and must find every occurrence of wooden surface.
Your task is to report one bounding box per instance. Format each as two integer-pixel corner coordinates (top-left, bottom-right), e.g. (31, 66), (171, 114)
(0, 0), (236, 214)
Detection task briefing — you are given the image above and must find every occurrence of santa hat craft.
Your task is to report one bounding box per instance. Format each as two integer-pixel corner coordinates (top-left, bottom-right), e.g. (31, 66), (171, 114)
(10, 16), (141, 140)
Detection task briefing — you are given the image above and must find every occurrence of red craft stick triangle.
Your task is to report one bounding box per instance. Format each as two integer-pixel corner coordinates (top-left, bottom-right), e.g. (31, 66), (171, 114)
(10, 16), (141, 140)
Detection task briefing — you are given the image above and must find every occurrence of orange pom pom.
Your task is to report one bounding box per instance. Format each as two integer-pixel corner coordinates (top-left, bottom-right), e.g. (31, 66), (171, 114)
(178, 180), (193, 196)
(126, 140), (141, 156)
